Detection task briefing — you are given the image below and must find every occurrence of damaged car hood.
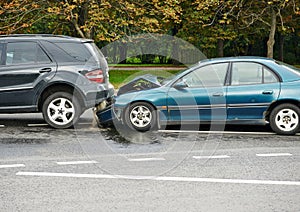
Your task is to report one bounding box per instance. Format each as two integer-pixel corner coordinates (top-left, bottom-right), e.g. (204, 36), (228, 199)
(117, 74), (163, 96)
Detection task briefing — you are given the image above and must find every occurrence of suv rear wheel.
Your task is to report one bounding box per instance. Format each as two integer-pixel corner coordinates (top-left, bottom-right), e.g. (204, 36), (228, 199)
(42, 92), (81, 129)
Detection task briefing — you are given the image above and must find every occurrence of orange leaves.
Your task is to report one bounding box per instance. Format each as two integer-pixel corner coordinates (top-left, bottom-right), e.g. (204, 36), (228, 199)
(47, 7), (60, 14)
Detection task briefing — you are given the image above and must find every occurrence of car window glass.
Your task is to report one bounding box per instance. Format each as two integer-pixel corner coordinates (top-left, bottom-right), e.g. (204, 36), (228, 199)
(55, 42), (92, 62)
(264, 67), (278, 83)
(231, 62), (263, 85)
(0, 43), (3, 65)
(36, 45), (52, 63)
(181, 63), (228, 87)
(6, 42), (51, 65)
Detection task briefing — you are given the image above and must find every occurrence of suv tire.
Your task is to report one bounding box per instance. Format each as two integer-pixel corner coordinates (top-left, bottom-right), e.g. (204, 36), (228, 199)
(42, 92), (81, 129)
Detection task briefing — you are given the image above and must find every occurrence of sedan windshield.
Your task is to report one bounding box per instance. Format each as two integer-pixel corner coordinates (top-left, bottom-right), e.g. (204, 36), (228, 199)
(161, 63), (200, 85)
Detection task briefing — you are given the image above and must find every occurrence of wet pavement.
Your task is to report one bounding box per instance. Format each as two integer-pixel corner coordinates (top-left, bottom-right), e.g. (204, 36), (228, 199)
(0, 111), (299, 211)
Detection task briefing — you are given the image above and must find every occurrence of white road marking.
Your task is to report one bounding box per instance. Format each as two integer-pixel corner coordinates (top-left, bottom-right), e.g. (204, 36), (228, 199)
(256, 153), (292, 157)
(27, 123), (49, 127)
(128, 158), (166, 162)
(0, 164), (25, 169)
(159, 130), (276, 135)
(16, 171), (300, 186)
(193, 155), (230, 159)
(77, 122), (92, 125)
(56, 160), (98, 165)
(160, 130), (300, 136)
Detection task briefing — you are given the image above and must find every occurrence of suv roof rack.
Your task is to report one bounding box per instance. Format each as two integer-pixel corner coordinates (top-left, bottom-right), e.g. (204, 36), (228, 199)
(0, 34), (74, 39)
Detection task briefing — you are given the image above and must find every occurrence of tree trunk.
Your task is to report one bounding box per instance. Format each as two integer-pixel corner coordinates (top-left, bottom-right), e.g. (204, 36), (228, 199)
(278, 33), (284, 61)
(217, 39), (224, 57)
(72, 20), (86, 38)
(267, 9), (277, 58)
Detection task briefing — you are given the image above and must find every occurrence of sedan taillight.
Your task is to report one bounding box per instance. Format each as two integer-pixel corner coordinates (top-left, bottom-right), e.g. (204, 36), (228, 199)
(85, 69), (104, 83)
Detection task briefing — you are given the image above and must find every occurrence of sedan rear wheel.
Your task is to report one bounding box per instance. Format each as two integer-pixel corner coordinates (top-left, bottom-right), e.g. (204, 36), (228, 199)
(124, 102), (157, 132)
(270, 103), (300, 135)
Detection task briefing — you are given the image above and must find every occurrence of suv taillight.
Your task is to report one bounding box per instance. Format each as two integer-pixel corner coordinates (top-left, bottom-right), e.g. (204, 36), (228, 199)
(85, 69), (104, 83)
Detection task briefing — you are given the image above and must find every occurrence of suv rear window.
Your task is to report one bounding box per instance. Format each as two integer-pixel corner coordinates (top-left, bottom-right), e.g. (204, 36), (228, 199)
(44, 42), (93, 63)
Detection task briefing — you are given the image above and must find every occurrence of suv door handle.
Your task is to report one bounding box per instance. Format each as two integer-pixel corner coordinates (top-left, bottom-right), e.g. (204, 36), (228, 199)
(39, 68), (52, 73)
(262, 90), (273, 95)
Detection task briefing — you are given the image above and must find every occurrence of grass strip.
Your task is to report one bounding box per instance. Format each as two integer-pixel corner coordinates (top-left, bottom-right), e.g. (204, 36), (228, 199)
(109, 69), (181, 88)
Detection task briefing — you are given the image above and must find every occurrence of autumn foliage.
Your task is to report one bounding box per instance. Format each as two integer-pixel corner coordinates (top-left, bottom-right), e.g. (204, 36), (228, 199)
(0, 0), (299, 62)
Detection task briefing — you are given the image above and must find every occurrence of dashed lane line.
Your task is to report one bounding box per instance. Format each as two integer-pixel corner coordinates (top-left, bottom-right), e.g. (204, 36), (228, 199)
(27, 122), (92, 127)
(256, 153), (293, 157)
(27, 123), (49, 127)
(0, 164), (25, 169)
(16, 171), (300, 186)
(127, 158), (166, 162)
(56, 160), (98, 165)
(193, 155), (230, 159)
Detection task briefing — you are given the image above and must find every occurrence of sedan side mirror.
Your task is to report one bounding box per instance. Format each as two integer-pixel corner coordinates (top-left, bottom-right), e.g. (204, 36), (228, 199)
(174, 80), (188, 90)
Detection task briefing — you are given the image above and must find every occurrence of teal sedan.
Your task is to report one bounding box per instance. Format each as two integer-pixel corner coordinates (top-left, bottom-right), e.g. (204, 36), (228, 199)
(104, 57), (300, 135)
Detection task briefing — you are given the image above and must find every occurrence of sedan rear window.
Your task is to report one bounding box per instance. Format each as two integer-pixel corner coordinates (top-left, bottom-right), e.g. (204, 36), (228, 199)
(277, 61), (300, 76)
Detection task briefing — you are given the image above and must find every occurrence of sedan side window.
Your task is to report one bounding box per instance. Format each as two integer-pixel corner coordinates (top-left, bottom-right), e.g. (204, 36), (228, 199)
(6, 42), (51, 65)
(180, 63), (228, 87)
(231, 62), (278, 85)
(264, 67), (278, 83)
(231, 62), (263, 85)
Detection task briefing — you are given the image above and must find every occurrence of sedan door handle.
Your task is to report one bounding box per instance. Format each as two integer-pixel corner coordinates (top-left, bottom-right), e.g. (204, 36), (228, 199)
(262, 90), (273, 95)
(212, 92), (224, 97)
(39, 68), (52, 73)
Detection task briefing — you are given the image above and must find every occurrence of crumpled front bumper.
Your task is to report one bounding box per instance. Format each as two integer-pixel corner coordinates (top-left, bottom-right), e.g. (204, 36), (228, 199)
(96, 104), (124, 126)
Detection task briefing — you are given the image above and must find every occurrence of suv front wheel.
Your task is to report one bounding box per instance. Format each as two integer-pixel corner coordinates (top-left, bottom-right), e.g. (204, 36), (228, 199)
(42, 92), (81, 129)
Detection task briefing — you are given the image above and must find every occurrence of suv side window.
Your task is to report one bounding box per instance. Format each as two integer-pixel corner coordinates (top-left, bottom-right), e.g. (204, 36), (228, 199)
(42, 41), (93, 63)
(6, 42), (51, 65)
(0, 43), (4, 65)
(57, 42), (92, 62)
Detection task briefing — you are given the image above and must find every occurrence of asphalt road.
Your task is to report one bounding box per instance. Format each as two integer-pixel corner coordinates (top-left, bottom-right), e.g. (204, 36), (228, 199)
(0, 111), (299, 211)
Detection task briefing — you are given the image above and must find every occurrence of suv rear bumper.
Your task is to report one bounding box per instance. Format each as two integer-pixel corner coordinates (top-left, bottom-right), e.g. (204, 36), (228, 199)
(84, 84), (114, 108)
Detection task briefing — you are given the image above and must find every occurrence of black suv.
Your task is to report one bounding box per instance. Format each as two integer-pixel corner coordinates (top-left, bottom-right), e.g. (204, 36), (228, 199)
(0, 34), (114, 128)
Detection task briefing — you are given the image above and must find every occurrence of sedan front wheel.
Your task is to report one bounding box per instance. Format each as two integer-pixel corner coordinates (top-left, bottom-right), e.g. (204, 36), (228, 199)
(124, 102), (157, 132)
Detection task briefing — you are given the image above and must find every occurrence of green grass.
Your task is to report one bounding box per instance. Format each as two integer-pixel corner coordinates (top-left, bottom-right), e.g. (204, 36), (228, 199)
(109, 69), (181, 88)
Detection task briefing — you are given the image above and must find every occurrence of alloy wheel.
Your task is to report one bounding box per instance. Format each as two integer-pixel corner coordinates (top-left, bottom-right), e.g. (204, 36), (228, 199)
(129, 105), (152, 128)
(47, 97), (75, 126)
(275, 108), (299, 132)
